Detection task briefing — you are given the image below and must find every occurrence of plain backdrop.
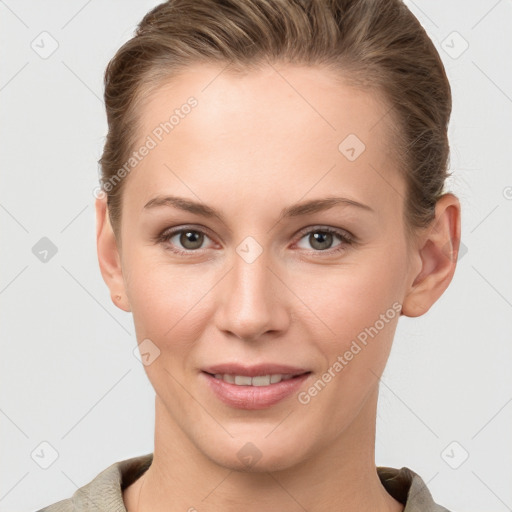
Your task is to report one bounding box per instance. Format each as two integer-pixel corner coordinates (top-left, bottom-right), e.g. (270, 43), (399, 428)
(1, 1), (511, 511)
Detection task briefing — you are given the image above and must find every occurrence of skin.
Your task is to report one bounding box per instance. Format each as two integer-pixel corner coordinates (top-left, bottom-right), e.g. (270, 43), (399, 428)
(96, 63), (461, 512)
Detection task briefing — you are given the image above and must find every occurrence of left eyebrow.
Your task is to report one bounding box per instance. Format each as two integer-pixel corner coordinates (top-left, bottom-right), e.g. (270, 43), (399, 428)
(143, 195), (375, 223)
(279, 197), (375, 219)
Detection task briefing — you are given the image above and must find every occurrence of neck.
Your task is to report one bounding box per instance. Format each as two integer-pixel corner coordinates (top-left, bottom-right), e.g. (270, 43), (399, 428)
(124, 387), (403, 512)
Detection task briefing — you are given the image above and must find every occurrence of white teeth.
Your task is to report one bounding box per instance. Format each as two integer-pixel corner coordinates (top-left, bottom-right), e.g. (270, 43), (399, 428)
(234, 375), (252, 386)
(270, 374), (281, 384)
(252, 375), (271, 386)
(211, 373), (297, 386)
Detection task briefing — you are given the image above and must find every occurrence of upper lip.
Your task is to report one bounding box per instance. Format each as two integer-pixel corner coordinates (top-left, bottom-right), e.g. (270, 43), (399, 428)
(202, 363), (310, 377)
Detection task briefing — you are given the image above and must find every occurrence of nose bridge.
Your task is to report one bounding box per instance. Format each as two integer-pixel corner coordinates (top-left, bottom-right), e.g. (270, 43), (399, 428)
(234, 247), (271, 302)
(216, 241), (286, 340)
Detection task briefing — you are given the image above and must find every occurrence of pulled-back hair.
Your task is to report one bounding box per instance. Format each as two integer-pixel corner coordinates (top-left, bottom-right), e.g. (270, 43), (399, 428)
(99, 0), (452, 239)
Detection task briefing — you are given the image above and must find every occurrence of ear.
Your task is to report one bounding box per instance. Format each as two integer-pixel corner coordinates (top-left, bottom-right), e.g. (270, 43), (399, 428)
(402, 193), (461, 317)
(95, 196), (131, 312)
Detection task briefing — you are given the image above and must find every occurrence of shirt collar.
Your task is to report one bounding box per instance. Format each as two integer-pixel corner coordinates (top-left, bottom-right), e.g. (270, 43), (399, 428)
(58, 453), (449, 511)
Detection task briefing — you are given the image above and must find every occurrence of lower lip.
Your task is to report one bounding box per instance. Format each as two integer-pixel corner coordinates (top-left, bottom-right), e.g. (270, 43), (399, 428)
(201, 372), (311, 410)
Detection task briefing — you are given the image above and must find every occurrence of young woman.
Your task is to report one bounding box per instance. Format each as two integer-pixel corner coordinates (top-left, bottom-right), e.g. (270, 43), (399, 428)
(39, 0), (461, 510)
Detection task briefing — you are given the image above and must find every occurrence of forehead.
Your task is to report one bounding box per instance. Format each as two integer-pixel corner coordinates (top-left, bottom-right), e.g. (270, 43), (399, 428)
(138, 63), (391, 145)
(125, 63), (404, 215)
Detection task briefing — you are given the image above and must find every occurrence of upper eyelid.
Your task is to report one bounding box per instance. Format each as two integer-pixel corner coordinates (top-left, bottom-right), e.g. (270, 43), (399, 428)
(296, 225), (352, 238)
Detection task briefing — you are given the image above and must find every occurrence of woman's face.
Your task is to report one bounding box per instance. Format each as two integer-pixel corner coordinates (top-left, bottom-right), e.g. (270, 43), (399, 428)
(111, 64), (420, 470)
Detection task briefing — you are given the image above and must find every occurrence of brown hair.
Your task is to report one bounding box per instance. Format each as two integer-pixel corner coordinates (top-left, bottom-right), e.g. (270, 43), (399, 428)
(99, 0), (452, 241)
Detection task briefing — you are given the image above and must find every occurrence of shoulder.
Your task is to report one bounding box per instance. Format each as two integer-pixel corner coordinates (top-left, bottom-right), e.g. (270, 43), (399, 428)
(35, 453), (153, 512)
(377, 466), (452, 511)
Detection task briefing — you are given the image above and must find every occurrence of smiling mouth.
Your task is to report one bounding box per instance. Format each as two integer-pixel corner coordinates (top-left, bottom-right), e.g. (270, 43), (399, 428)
(203, 371), (311, 386)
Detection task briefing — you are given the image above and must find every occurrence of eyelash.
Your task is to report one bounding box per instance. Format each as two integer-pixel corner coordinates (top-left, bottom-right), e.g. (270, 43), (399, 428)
(155, 225), (356, 257)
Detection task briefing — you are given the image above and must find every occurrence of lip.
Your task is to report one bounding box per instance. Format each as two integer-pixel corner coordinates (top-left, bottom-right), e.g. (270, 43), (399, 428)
(200, 364), (311, 410)
(202, 363), (309, 377)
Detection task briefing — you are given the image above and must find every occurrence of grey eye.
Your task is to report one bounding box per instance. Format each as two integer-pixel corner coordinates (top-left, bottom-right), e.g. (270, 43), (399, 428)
(308, 232), (334, 250)
(173, 230), (205, 250)
(296, 230), (342, 251)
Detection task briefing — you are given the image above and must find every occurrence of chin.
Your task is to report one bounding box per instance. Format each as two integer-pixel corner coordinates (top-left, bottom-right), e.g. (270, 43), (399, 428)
(200, 435), (309, 474)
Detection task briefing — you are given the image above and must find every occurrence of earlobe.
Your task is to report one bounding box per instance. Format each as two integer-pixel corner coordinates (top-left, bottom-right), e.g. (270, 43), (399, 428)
(402, 193), (461, 318)
(95, 196), (131, 312)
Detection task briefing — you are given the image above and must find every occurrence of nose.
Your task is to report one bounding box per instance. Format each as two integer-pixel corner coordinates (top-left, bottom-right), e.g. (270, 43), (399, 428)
(214, 248), (290, 342)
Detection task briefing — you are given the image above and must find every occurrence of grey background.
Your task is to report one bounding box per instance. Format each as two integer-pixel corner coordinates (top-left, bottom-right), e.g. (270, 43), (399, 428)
(1, 1), (511, 511)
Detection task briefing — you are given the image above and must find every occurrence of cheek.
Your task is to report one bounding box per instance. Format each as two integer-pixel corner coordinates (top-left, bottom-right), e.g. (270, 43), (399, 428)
(294, 256), (403, 343)
(124, 257), (214, 407)
(123, 249), (209, 340)
(294, 268), (401, 433)
(290, 248), (404, 397)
